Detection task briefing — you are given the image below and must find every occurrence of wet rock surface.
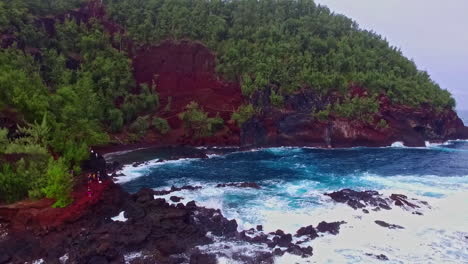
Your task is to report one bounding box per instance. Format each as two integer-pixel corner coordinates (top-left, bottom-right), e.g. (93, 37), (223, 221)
(0, 182), (332, 263)
(375, 220), (405, 229)
(325, 189), (391, 210)
(316, 221), (346, 235)
(366, 253), (389, 261)
(325, 189), (428, 214)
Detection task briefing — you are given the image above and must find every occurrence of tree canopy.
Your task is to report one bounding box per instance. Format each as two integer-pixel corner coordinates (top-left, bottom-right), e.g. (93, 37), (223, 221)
(105, 0), (455, 108)
(0, 0), (457, 206)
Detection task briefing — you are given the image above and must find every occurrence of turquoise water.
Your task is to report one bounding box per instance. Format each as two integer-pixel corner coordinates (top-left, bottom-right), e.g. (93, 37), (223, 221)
(112, 140), (468, 263)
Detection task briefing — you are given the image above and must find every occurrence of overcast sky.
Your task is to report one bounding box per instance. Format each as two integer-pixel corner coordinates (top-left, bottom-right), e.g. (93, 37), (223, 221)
(315, 0), (468, 110)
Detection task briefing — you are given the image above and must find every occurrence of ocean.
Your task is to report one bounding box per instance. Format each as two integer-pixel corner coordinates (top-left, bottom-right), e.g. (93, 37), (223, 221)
(110, 116), (468, 264)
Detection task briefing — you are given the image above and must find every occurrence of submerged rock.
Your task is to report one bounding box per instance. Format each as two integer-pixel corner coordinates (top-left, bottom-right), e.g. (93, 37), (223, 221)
(390, 194), (420, 209)
(366, 253), (389, 261)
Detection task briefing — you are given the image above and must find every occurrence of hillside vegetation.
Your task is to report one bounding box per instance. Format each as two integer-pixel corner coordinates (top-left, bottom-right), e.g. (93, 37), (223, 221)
(0, 0), (456, 206)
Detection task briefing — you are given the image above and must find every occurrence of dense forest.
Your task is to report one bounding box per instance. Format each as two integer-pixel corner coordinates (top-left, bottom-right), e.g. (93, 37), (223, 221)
(0, 0), (456, 206)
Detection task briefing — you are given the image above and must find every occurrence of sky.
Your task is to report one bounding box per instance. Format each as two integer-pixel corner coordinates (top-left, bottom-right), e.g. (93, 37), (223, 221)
(315, 0), (468, 110)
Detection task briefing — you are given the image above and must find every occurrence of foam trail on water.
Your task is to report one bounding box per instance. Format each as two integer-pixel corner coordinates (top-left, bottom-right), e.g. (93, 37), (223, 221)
(115, 158), (197, 184)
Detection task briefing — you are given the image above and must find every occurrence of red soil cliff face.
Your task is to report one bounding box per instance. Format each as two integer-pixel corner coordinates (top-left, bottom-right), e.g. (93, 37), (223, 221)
(133, 40), (242, 145)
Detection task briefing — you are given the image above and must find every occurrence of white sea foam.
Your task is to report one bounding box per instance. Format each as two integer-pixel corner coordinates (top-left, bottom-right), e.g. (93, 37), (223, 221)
(111, 211), (128, 222)
(124, 252), (143, 264)
(390, 141), (406, 148)
(59, 254), (69, 264)
(103, 147), (148, 160)
(163, 174), (468, 263)
(198, 234), (270, 263)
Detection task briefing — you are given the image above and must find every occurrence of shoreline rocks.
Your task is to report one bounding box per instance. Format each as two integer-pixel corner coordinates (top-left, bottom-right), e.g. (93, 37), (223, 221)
(325, 189), (428, 214)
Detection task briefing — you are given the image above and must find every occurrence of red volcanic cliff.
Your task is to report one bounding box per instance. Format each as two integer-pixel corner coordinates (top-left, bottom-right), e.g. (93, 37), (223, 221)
(9, 1), (465, 149)
(133, 41), (242, 120)
(132, 40), (242, 146)
(241, 88), (468, 148)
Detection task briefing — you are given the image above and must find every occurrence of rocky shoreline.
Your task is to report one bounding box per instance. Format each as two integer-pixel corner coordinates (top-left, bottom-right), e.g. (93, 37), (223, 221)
(0, 174), (431, 264)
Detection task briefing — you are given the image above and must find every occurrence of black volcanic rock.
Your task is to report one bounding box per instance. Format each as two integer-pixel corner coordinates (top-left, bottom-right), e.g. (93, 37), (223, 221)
(0, 253), (10, 264)
(316, 221), (346, 235)
(134, 188), (155, 203)
(272, 233), (293, 247)
(170, 196), (183, 202)
(0, 183), (284, 263)
(375, 220), (404, 229)
(326, 189), (391, 210)
(295, 225), (319, 240)
(390, 194), (420, 208)
(366, 253), (389, 261)
(153, 185), (203, 196)
(190, 253), (217, 264)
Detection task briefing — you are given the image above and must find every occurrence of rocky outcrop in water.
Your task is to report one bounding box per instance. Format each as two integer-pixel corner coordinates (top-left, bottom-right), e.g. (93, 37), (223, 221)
(325, 189), (428, 214)
(374, 220), (405, 230)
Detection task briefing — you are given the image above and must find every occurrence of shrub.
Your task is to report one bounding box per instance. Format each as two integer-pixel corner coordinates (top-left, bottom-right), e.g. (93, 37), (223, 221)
(108, 108), (124, 132)
(42, 158), (73, 208)
(313, 109), (330, 122)
(130, 115), (150, 136)
(0, 163), (28, 203)
(269, 90), (284, 107)
(152, 117), (171, 135)
(232, 104), (255, 126)
(333, 96), (379, 122)
(140, 83), (159, 111)
(178, 101), (224, 138)
(121, 100), (138, 123)
(376, 119), (389, 129)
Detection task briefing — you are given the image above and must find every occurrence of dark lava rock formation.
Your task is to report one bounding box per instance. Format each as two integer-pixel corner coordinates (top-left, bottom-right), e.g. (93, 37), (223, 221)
(374, 220), (405, 230)
(0, 182), (319, 264)
(325, 189), (428, 214)
(241, 88), (468, 148)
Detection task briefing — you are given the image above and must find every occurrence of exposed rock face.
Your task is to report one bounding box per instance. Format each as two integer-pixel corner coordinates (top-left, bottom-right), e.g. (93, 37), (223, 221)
(133, 40), (242, 146)
(242, 88), (468, 148)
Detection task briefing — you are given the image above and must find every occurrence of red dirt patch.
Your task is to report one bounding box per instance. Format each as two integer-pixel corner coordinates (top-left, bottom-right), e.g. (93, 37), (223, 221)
(0, 180), (110, 231)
